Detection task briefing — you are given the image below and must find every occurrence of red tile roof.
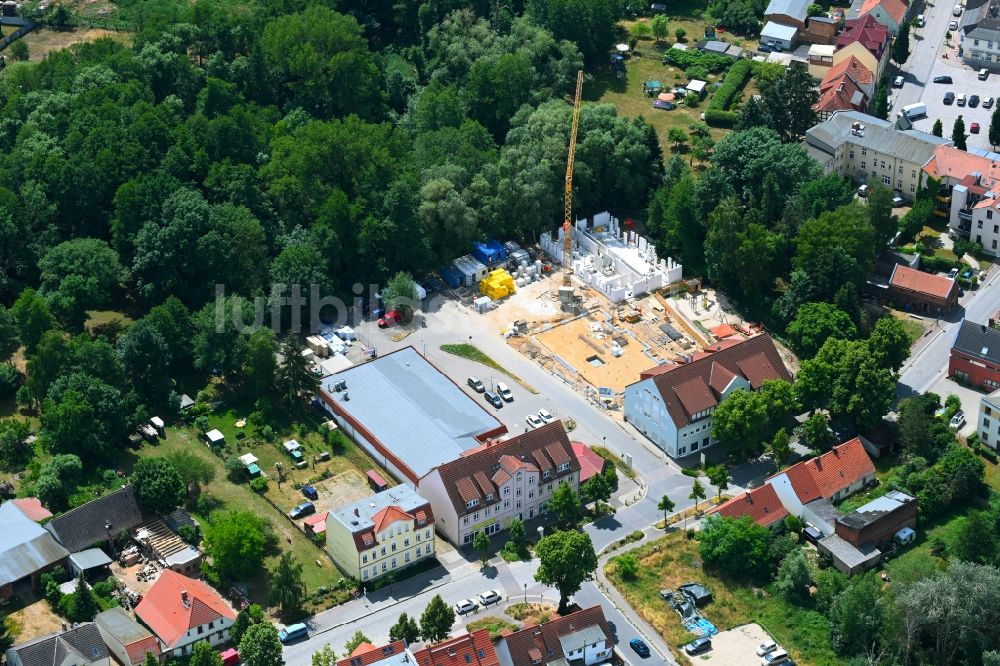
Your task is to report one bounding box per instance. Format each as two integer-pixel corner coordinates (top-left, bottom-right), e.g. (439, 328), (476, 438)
(780, 437), (876, 500)
(923, 145), (1000, 185)
(836, 15), (890, 60)
(821, 55), (875, 90)
(890, 265), (959, 301)
(634, 335), (792, 429)
(12, 497), (53, 522)
(859, 0), (907, 25)
(372, 505), (412, 533)
(124, 636), (160, 666)
(412, 630), (499, 666)
(497, 606), (613, 666)
(712, 438), (876, 527)
(336, 641), (409, 666)
(710, 484), (788, 527)
(431, 422), (580, 518)
(134, 570), (235, 649)
(571, 443), (607, 483)
(711, 324), (737, 339)
(813, 74), (868, 115)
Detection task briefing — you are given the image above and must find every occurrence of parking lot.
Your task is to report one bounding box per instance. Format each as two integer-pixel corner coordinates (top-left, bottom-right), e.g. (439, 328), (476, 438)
(892, 1), (997, 151)
(688, 624), (778, 665)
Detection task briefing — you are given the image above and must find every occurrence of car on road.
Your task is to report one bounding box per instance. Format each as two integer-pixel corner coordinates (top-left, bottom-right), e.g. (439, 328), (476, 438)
(302, 485), (318, 500)
(980, 68), (991, 80)
(526, 413), (544, 429)
(478, 590), (502, 607)
(970, 94), (980, 107)
(949, 19), (959, 29)
(484, 391), (503, 409)
(629, 639), (651, 658)
(950, 411), (966, 429)
(984, 97), (995, 108)
(538, 408), (556, 424)
(278, 623), (308, 644)
(377, 310), (401, 328)
(468, 377), (486, 393)
(957, 93), (967, 106)
(757, 640), (779, 656)
(953, 4), (962, 15)
(454, 599), (478, 615)
(496, 382), (514, 402)
(289, 502), (316, 519)
(972, 122), (981, 133)
(892, 75), (904, 87)
(683, 637), (712, 655)
(933, 75), (953, 83)
(915, 13), (925, 26)
(944, 92), (955, 104)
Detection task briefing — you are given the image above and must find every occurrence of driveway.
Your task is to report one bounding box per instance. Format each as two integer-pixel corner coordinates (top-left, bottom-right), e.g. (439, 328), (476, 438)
(892, 3), (996, 151)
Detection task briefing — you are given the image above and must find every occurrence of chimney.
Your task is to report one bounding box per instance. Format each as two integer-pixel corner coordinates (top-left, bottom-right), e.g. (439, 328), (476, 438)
(984, 324), (988, 333)
(354, 508), (360, 517)
(181, 590), (190, 607)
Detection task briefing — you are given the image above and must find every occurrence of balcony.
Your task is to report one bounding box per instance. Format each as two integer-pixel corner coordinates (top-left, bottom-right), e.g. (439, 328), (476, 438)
(958, 209), (974, 222)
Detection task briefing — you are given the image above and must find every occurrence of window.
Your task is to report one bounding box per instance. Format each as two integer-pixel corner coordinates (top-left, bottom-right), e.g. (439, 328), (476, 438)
(382, 562), (387, 572)
(912, 170), (917, 178)
(485, 506), (491, 516)
(993, 240), (997, 250)
(381, 546), (386, 556)
(880, 160), (886, 169)
(987, 406), (993, 416)
(678, 446), (686, 455)
(898, 164), (903, 174)
(486, 493), (494, 501)
(198, 626), (204, 635)
(986, 417), (992, 427)
(849, 150), (855, 159)
(994, 225), (998, 233)
(557, 462), (570, 473)
(391, 558), (397, 569)
(910, 184), (916, 193)
(465, 655), (472, 664)
(504, 499), (510, 508)
(473, 512), (480, 521)
(861, 161), (866, 170)
(862, 147), (867, 156)
(363, 570), (369, 580)
(466, 499), (479, 508)
(405, 552), (410, 563)
(516, 501), (522, 509)
(978, 234), (983, 243)
(503, 486), (510, 496)
(362, 554), (368, 563)
(416, 532), (421, 542)
(547, 483), (553, 492)
(425, 529), (431, 539)
(989, 210), (995, 220)
(391, 542), (396, 552)
(978, 220), (983, 229)
(404, 538), (410, 547)
(463, 517), (469, 525)
(691, 441), (699, 452)
(542, 470), (551, 479)
(516, 488), (522, 497)
(529, 477), (535, 485)
(529, 490), (535, 499)
(882, 175), (891, 186)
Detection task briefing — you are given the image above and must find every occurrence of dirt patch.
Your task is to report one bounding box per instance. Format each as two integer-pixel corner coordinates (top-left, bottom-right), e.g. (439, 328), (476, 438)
(8, 600), (65, 643)
(21, 28), (130, 62)
(111, 561), (158, 596)
(506, 602), (557, 625)
(695, 623), (775, 666)
(267, 468), (372, 520)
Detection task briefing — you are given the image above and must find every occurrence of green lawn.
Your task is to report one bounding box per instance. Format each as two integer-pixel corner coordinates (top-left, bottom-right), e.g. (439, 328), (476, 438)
(607, 533), (841, 666)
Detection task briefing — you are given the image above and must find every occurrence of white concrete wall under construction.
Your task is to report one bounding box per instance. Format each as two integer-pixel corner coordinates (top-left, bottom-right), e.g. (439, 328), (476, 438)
(540, 212), (682, 302)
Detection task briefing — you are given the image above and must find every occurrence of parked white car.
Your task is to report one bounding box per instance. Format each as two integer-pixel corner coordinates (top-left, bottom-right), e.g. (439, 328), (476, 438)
(756, 641), (778, 657)
(526, 414), (544, 429)
(538, 408), (556, 424)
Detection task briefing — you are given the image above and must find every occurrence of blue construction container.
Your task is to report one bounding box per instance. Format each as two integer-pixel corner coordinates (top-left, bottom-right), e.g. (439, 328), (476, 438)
(440, 264), (463, 289)
(472, 240), (508, 266)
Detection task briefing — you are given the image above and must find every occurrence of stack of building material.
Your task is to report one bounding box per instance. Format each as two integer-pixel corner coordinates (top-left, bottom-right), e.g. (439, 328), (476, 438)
(480, 269), (516, 300)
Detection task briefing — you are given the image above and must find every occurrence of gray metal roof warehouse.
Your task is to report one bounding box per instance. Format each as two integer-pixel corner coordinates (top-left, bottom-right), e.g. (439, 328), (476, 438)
(0, 501), (69, 591)
(319, 346), (507, 484)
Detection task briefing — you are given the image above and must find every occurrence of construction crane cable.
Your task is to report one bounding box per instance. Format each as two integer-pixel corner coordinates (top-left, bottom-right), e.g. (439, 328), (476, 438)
(563, 70), (584, 289)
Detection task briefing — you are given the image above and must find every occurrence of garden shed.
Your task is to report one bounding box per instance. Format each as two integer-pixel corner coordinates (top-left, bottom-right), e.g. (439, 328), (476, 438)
(205, 429), (225, 447)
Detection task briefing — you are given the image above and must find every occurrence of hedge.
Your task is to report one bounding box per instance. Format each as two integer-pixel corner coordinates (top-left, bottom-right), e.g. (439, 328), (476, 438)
(662, 48), (733, 74)
(711, 60), (752, 109)
(705, 108), (739, 127)
(919, 255), (961, 273)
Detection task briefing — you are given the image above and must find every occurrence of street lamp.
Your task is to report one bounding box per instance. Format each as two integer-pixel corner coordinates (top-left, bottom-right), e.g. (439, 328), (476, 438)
(523, 582), (527, 604)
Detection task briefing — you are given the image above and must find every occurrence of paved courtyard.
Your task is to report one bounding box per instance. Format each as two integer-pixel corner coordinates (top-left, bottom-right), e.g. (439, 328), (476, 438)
(691, 623), (776, 666)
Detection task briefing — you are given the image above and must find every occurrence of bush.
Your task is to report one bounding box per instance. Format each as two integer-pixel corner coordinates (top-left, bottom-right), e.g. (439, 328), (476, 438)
(918, 255), (961, 273)
(0, 364), (23, 399)
(684, 65), (710, 81)
(662, 48), (733, 74)
(249, 477), (268, 494)
(978, 446), (999, 464)
(708, 59), (752, 112)
(705, 108), (739, 127)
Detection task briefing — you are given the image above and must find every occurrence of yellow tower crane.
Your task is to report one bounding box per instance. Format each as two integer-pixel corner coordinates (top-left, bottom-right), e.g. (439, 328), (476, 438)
(562, 70), (584, 292)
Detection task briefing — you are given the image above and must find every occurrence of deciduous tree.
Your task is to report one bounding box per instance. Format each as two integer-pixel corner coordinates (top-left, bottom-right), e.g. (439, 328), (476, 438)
(12, 288), (55, 354)
(786, 302), (857, 358)
(548, 481), (581, 529)
(657, 495), (675, 526)
(203, 511), (269, 581)
(829, 575), (885, 656)
(774, 548), (813, 603)
(239, 622), (284, 666)
(474, 531), (491, 566)
(419, 595), (455, 643)
(697, 516), (771, 580)
(388, 613), (420, 645)
(689, 479), (706, 513)
(269, 553), (306, 620)
(190, 641), (224, 666)
(534, 530), (598, 614)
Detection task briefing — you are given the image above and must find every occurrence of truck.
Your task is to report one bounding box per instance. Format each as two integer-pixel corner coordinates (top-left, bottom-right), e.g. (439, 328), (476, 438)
(897, 102), (927, 119)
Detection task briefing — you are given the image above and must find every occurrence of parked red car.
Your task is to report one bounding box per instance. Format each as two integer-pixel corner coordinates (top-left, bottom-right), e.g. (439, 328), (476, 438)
(971, 122), (981, 133)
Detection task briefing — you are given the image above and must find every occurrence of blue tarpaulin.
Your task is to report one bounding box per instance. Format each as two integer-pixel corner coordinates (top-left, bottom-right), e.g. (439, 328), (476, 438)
(472, 240), (508, 266)
(440, 265), (463, 289)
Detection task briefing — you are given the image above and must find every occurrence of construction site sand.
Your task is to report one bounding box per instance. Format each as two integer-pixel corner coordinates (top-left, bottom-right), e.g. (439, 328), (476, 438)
(531, 302), (694, 393)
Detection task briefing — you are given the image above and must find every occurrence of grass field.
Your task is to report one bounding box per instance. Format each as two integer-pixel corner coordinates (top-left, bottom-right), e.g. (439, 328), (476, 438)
(19, 28), (131, 62)
(606, 533), (841, 666)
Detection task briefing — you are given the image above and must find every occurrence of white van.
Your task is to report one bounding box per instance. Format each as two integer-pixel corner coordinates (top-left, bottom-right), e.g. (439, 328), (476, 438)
(897, 102), (927, 119)
(895, 526), (916, 546)
(915, 13), (925, 26)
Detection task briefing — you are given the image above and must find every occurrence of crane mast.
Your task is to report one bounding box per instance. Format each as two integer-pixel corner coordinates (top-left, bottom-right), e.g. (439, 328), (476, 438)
(562, 70), (584, 290)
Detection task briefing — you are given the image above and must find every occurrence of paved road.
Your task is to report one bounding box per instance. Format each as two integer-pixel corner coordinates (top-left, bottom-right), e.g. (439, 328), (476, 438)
(898, 264), (1000, 398)
(892, 0), (996, 151)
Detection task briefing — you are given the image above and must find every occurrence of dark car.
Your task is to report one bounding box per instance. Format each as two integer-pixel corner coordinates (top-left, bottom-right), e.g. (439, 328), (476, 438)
(933, 75), (953, 83)
(758, 43), (773, 53)
(683, 637), (712, 655)
(944, 92), (955, 104)
(289, 502), (316, 519)
(302, 485), (318, 500)
(970, 94), (981, 107)
(484, 391), (503, 409)
(629, 639), (651, 658)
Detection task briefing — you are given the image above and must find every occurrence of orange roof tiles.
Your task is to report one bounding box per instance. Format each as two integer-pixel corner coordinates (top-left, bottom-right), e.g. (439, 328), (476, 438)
(711, 484), (789, 526)
(134, 570), (235, 649)
(711, 324), (737, 339)
(412, 630), (499, 666)
(790, 437), (877, 499)
(821, 55), (875, 89)
(859, 0), (907, 25)
(890, 265), (958, 300)
(498, 606), (613, 666)
(337, 641), (409, 666)
(923, 145), (1000, 184)
(836, 15), (890, 59)
(813, 75), (868, 115)
(372, 505), (412, 533)
(12, 497), (53, 522)
(571, 442), (607, 483)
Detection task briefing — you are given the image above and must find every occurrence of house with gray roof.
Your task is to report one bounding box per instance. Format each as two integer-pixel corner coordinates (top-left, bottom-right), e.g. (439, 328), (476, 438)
(317, 346), (507, 485)
(960, 0), (1000, 72)
(5, 623), (110, 666)
(805, 111), (951, 200)
(45, 486), (147, 554)
(0, 501), (69, 601)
